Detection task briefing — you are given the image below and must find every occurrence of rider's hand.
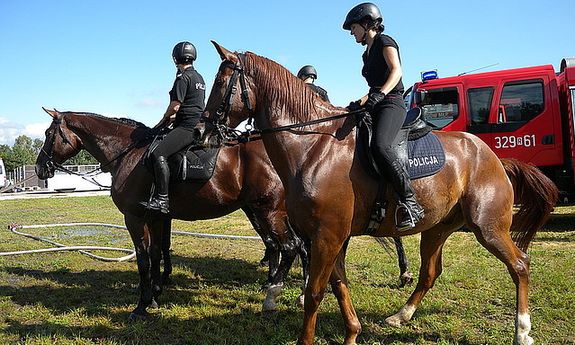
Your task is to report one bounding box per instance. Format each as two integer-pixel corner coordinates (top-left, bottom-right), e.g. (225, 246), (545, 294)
(346, 100), (362, 111)
(364, 91), (386, 111)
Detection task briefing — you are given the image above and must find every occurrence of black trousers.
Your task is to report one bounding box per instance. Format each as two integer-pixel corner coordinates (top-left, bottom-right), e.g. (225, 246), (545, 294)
(151, 126), (197, 161)
(370, 95), (407, 168)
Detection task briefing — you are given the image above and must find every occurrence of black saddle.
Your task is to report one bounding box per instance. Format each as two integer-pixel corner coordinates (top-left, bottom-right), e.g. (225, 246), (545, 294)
(144, 136), (220, 182)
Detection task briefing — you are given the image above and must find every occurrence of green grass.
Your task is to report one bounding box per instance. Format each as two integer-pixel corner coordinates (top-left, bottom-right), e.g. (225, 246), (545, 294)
(0, 195), (574, 345)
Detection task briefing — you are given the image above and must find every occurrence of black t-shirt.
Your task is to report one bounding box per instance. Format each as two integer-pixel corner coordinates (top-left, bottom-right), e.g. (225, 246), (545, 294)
(169, 66), (206, 128)
(361, 33), (404, 95)
(306, 84), (330, 102)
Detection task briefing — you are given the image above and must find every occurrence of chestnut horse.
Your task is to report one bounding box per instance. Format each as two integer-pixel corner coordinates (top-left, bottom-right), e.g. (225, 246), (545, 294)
(203, 42), (558, 345)
(34, 109), (310, 317)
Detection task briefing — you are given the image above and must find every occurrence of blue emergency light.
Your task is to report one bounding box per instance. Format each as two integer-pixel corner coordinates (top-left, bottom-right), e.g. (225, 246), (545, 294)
(421, 70), (438, 81)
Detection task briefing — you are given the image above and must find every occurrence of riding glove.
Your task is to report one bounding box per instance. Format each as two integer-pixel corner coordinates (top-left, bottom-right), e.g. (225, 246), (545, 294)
(347, 100), (362, 111)
(364, 91), (386, 111)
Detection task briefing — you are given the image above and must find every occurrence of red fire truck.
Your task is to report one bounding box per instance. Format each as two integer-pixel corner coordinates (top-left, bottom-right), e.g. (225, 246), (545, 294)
(406, 58), (575, 199)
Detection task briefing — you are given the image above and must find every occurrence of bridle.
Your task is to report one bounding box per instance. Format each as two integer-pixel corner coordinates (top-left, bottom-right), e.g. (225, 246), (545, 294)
(38, 115), (143, 187)
(39, 117), (77, 172)
(206, 53), (364, 144)
(207, 53), (255, 141)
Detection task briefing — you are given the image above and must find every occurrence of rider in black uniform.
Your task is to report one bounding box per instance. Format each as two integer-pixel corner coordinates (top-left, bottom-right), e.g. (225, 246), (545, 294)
(343, 3), (424, 230)
(297, 65), (330, 102)
(142, 41), (206, 214)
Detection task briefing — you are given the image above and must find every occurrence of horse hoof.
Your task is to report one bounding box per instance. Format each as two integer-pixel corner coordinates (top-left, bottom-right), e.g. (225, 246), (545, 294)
(399, 272), (414, 287)
(261, 300), (277, 313)
(516, 335), (534, 345)
(149, 299), (159, 309)
(295, 294), (305, 309)
(128, 311), (147, 322)
(384, 315), (404, 327)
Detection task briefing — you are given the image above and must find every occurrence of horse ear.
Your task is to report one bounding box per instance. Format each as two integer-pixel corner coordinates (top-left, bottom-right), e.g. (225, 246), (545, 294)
(42, 107), (60, 118)
(211, 40), (236, 62)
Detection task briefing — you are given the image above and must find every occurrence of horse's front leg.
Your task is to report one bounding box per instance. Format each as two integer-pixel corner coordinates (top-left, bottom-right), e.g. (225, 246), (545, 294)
(124, 214), (154, 320)
(161, 218), (173, 285)
(149, 218), (164, 308)
(330, 238), (361, 345)
(298, 231), (347, 345)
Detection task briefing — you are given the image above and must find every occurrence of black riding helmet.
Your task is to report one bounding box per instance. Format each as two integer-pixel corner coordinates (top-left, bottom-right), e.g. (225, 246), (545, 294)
(342, 2), (383, 30)
(172, 41), (197, 64)
(297, 65), (317, 80)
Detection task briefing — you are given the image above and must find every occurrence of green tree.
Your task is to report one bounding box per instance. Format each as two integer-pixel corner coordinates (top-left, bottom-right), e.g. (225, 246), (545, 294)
(0, 144), (16, 172)
(65, 149), (98, 165)
(9, 135), (36, 170)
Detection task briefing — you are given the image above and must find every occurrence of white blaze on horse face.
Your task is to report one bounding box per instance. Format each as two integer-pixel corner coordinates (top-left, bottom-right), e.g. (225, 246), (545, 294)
(516, 313), (533, 345)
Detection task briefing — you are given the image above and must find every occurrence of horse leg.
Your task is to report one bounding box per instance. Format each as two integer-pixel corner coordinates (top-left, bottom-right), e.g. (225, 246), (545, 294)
(295, 232), (311, 308)
(245, 206), (301, 312)
(149, 217), (164, 308)
(386, 225), (453, 326)
(471, 222), (533, 345)
(242, 206), (281, 289)
(393, 237), (413, 287)
(330, 239), (361, 345)
(124, 214), (154, 320)
(161, 218), (173, 286)
(298, 233), (348, 345)
(261, 219), (304, 312)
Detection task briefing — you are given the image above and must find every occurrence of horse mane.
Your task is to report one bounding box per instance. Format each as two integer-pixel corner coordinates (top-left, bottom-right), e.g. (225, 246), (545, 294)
(61, 111), (149, 129)
(243, 52), (339, 124)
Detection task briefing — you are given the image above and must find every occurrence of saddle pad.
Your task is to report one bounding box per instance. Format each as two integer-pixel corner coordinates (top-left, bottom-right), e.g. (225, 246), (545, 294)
(407, 132), (445, 179)
(170, 147), (221, 181)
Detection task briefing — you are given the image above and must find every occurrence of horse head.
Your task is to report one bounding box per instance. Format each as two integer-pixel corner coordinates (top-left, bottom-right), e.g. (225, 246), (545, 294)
(204, 41), (256, 131)
(35, 108), (83, 179)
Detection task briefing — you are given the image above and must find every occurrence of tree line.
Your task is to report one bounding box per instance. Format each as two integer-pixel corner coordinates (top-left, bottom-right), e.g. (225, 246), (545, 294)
(0, 135), (96, 173)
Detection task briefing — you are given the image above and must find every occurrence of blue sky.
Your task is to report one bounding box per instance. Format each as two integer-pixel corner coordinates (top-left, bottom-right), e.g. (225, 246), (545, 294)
(1, 0), (573, 145)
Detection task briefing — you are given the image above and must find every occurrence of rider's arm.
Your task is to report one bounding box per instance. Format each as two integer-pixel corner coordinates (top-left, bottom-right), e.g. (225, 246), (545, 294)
(154, 101), (181, 128)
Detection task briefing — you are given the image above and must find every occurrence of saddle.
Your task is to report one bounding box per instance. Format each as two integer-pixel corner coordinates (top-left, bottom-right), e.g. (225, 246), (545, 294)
(356, 107), (446, 233)
(144, 134), (221, 182)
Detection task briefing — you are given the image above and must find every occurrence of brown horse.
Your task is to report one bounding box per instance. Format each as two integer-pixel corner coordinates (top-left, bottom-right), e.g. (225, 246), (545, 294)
(34, 109), (309, 318)
(203, 42), (558, 345)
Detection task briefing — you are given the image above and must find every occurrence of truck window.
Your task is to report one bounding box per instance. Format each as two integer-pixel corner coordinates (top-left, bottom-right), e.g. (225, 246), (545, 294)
(417, 87), (459, 128)
(468, 87), (494, 125)
(499, 80), (544, 123)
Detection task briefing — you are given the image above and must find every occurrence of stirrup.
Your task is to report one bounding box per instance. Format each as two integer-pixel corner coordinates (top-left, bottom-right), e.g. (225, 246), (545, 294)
(140, 195), (169, 214)
(395, 202), (423, 232)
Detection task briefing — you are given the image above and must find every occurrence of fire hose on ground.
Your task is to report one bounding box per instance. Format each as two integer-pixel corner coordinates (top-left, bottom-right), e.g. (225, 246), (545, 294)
(1, 222), (261, 262)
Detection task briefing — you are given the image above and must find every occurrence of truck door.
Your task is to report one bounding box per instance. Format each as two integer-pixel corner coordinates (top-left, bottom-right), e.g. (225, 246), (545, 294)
(491, 75), (561, 166)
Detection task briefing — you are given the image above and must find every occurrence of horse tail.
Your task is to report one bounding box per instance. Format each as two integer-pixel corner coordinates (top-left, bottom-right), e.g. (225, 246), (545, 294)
(501, 158), (558, 252)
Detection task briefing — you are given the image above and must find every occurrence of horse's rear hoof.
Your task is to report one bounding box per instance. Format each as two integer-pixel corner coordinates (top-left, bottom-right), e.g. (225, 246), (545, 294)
(399, 272), (414, 287)
(149, 298), (159, 309)
(128, 311), (148, 322)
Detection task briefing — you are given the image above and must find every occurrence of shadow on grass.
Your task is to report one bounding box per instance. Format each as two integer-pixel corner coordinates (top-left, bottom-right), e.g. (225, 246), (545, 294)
(0, 254), (485, 344)
(543, 213), (575, 232)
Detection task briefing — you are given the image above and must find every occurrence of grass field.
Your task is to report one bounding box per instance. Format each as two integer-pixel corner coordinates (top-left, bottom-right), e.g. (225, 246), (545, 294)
(0, 195), (574, 345)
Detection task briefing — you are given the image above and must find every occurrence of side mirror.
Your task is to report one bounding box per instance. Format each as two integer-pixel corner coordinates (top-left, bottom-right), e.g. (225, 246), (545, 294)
(414, 90), (427, 105)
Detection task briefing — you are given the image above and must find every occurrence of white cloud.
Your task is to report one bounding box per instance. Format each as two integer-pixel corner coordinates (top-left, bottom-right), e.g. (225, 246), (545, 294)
(25, 122), (50, 140)
(0, 121), (50, 146)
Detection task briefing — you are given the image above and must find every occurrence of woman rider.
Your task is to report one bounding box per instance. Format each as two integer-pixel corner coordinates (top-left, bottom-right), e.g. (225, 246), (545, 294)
(343, 3), (424, 230)
(141, 41), (206, 214)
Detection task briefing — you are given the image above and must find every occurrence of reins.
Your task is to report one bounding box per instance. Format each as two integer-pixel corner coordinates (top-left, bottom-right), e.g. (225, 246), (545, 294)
(41, 116), (156, 189)
(209, 52), (366, 145)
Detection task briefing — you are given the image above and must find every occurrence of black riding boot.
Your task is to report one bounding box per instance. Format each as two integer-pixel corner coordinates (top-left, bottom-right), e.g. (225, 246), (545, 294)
(386, 159), (425, 231)
(142, 156), (170, 214)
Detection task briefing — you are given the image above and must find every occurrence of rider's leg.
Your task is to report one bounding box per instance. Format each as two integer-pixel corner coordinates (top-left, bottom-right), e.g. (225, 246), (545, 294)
(371, 96), (424, 231)
(143, 126), (196, 213)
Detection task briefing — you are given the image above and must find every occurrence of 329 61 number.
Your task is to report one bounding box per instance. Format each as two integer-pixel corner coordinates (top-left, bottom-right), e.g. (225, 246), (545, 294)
(495, 135), (536, 148)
